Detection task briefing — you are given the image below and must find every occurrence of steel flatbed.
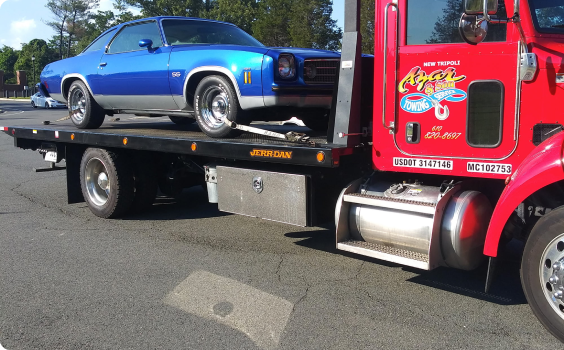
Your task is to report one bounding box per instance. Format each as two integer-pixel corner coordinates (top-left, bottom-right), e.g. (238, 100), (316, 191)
(1, 119), (360, 168)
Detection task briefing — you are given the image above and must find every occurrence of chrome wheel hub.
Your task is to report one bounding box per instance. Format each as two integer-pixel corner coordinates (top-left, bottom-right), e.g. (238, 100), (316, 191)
(84, 158), (110, 206)
(201, 85), (230, 129)
(70, 88), (87, 123)
(541, 233), (564, 320)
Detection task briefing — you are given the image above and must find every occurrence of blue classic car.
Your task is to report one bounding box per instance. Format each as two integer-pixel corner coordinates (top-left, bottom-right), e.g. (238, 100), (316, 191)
(40, 17), (340, 137)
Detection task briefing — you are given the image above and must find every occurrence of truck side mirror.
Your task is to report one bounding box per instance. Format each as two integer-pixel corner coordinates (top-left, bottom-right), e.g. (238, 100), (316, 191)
(459, 14), (488, 45)
(464, 0), (498, 16)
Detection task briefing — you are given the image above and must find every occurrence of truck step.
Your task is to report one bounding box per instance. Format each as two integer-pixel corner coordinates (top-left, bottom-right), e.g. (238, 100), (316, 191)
(337, 239), (430, 270)
(343, 193), (436, 214)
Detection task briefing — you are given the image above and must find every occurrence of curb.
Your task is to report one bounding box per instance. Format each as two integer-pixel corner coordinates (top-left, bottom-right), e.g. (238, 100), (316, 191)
(0, 98), (31, 102)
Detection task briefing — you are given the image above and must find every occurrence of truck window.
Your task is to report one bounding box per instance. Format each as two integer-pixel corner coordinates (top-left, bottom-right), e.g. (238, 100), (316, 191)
(406, 0), (507, 45)
(529, 0), (564, 34)
(466, 81), (504, 148)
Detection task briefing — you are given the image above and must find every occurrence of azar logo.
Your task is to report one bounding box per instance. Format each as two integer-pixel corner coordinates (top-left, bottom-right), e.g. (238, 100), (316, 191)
(250, 149), (293, 159)
(172, 72), (181, 77)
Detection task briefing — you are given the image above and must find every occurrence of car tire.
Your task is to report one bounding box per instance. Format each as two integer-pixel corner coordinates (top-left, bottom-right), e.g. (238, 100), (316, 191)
(194, 75), (245, 138)
(80, 148), (134, 218)
(31, 101), (36, 108)
(169, 116), (196, 125)
(301, 109), (330, 132)
(68, 80), (105, 129)
(521, 206), (564, 343)
(45, 102), (50, 109)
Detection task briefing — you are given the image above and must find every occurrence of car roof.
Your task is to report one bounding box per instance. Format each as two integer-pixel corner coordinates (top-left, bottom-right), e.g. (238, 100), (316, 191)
(105, 16), (237, 33)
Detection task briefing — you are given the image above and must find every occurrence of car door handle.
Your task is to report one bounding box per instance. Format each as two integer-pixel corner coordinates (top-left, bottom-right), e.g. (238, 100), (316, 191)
(99, 62), (107, 67)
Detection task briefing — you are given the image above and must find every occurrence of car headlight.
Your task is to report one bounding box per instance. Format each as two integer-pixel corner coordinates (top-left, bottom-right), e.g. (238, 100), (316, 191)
(278, 54), (296, 79)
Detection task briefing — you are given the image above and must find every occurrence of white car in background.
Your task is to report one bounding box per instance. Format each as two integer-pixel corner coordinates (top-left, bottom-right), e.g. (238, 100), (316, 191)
(31, 92), (66, 109)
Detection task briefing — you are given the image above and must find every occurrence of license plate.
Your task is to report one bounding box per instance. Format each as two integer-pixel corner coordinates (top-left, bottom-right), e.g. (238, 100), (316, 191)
(467, 162), (512, 174)
(44, 151), (57, 163)
(393, 157), (453, 170)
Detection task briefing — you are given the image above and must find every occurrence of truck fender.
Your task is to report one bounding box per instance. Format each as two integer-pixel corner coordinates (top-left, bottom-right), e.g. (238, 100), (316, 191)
(483, 132), (564, 257)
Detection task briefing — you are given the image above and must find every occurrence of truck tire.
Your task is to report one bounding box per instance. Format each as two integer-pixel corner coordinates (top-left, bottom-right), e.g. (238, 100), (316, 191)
(129, 154), (158, 213)
(194, 75), (244, 138)
(80, 148), (134, 218)
(68, 80), (105, 129)
(169, 116), (196, 125)
(521, 206), (564, 342)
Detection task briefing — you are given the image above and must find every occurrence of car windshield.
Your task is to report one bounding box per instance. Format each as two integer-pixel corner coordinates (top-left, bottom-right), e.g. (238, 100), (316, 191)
(529, 0), (564, 34)
(161, 19), (264, 47)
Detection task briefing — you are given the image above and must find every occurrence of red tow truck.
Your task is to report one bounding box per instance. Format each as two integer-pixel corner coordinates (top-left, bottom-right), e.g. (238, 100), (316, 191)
(3, 0), (564, 342)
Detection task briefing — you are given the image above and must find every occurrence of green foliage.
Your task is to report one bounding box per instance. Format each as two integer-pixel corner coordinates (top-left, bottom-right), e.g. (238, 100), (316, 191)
(360, 0), (374, 54)
(253, 0), (342, 50)
(123, 0), (206, 17)
(205, 0), (257, 34)
(14, 39), (58, 86)
(0, 46), (19, 83)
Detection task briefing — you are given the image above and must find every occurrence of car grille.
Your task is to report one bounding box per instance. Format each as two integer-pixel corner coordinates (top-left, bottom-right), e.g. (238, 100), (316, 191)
(303, 59), (339, 85)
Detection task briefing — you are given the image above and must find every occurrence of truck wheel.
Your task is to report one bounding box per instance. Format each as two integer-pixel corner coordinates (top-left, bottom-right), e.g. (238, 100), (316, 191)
(129, 155), (158, 213)
(521, 206), (564, 342)
(194, 75), (244, 138)
(68, 80), (105, 129)
(80, 148), (134, 218)
(169, 116), (196, 125)
(301, 109), (330, 132)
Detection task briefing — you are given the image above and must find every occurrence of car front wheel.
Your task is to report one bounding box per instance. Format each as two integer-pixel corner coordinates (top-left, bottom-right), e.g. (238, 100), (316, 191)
(45, 102), (50, 109)
(194, 75), (245, 138)
(68, 80), (105, 129)
(521, 206), (564, 342)
(31, 101), (36, 108)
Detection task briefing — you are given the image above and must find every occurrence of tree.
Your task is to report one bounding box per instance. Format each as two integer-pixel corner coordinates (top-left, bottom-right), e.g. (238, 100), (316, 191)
(122, 0), (207, 17)
(252, 0), (292, 46)
(45, 0), (100, 59)
(288, 0), (341, 51)
(360, 0), (374, 54)
(0, 46), (20, 83)
(205, 0), (256, 34)
(427, 0), (464, 44)
(14, 39), (58, 87)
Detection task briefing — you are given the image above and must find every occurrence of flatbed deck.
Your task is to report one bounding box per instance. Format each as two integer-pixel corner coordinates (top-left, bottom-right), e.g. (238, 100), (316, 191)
(1, 118), (359, 168)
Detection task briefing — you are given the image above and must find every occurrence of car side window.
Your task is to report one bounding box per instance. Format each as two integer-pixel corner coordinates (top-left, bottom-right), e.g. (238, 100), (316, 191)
(108, 22), (163, 54)
(83, 29), (116, 53)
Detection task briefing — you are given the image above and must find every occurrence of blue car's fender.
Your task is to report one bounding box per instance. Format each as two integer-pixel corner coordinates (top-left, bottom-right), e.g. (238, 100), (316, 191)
(168, 45), (268, 111)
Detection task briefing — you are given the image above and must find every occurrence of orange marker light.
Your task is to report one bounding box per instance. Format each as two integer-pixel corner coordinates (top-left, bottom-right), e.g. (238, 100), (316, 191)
(191, 142), (197, 151)
(123, 137), (128, 145)
(316, 151), (325, 163)
(70, 133), (75, 140)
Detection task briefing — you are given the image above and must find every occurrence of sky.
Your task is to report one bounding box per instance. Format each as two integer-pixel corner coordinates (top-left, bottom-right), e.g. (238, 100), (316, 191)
(0, 0), (346, 50)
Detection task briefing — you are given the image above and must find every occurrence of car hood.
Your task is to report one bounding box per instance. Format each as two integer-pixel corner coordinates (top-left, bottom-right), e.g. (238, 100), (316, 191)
(265, 47), (340, 59)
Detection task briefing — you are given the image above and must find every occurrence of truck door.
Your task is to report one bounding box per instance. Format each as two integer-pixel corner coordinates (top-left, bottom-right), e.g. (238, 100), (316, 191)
(383, 0), (518, 161)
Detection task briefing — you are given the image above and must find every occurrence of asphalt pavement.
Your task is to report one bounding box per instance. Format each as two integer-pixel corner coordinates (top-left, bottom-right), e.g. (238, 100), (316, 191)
(0, 100), (561, 349)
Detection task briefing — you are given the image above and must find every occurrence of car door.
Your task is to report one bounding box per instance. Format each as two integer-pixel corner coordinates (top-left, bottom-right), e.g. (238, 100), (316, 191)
(95, 20), (176, 110)
(382, 0), (518, 161)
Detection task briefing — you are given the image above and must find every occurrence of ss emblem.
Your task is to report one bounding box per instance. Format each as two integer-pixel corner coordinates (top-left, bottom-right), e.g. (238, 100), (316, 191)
(252, 176), (263, 194)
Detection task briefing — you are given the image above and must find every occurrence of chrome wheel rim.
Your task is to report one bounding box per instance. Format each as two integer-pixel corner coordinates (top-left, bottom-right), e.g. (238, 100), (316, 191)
(84, 157), (110, 207)
(200, 85), (229, 129)
(540, 232), (564, 320)
(69, 88), (87, 123)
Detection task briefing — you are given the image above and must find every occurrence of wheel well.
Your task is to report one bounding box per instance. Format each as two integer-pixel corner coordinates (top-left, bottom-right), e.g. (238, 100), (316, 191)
(504, 180), (564, 243)
(184, 71), (232, 110)
(62, 77), (81, 101)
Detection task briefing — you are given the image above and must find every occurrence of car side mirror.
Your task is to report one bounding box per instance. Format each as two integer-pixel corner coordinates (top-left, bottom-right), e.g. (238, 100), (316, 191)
(139, 39), (153, 50)
(464, 0), (497, 15)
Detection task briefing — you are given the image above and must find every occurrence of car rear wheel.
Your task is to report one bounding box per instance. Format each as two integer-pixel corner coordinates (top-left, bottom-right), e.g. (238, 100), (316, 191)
(194, 75), (245, 138)
(80, 148), (134, 218)
(68, 80), (105, 129)
(169, 116), (196, 125)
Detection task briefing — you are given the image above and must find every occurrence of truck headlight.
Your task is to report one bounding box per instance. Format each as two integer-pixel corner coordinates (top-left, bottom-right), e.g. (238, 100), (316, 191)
(278, 54), (295, 79)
